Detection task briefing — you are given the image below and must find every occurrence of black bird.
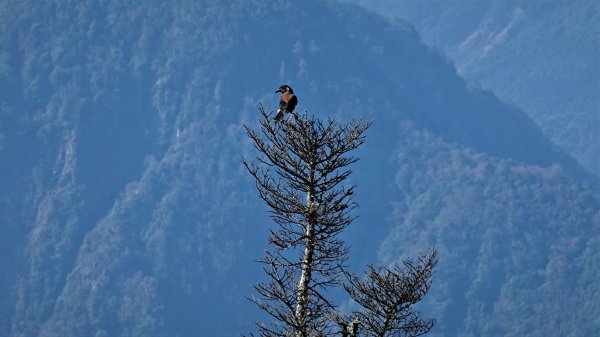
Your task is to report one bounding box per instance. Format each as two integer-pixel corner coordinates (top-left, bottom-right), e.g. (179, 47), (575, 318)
(274, 84), (298, 121)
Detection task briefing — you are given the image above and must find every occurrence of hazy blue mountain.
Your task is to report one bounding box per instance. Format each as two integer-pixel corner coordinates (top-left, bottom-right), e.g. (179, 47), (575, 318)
(348, 0), (600, 178)
(0, 0), (598, 336)
(381, 122), (600, 337)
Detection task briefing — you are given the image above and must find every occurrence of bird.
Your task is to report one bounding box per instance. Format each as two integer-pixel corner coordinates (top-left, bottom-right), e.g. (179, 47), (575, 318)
(274, 84), (298, 121)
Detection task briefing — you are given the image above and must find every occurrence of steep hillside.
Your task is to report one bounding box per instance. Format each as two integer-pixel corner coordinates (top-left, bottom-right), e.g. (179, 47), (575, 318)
(381, 123), (600, 336)
(349, 0), (600, 177)
(0, 0), (598, 336)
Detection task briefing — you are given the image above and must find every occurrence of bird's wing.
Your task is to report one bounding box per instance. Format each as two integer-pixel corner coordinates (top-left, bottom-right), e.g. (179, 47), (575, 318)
(288, 94), (298, 113)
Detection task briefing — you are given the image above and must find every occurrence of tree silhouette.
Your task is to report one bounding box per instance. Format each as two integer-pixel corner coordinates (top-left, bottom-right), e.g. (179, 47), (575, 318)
(244, 105), (437, 337)
(344, 250), (437, 337)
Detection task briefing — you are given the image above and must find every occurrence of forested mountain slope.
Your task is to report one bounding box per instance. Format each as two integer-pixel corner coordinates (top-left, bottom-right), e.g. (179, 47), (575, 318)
(381, 122), (600, 337)
(348, 0), (600, 177)
(0, 1), (598, 336)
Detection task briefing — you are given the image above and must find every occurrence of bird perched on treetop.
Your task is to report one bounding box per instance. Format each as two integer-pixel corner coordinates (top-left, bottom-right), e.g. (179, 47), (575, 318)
(274, 84), (298, 121)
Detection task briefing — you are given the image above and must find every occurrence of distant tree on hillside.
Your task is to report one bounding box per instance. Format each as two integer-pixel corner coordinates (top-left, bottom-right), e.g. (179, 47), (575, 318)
(243, 105), (437, 337)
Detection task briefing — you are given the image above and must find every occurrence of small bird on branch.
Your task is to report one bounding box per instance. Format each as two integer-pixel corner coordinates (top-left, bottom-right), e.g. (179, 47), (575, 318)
(274, 84), (298, 121)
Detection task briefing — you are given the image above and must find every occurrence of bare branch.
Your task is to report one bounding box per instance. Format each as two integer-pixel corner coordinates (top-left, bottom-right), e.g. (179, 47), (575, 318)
(344, 249), (438, 337)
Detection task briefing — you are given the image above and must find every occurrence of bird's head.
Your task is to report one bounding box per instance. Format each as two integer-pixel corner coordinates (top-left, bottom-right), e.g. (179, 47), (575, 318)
(275, 84), (293, 94)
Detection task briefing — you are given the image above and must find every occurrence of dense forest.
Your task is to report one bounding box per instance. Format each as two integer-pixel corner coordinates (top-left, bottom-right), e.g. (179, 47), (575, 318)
(382, 122), (600, 336)
(0, 0), (598, 336)
(349, 0), (600, 177)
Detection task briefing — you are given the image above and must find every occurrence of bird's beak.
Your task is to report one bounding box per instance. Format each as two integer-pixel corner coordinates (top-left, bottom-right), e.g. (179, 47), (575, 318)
(275, 89), (283, 93)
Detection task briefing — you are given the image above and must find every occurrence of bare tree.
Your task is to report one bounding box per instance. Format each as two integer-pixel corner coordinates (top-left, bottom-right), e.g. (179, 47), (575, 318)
(243, 105), (436, 337)
(344, 249), (438, 337)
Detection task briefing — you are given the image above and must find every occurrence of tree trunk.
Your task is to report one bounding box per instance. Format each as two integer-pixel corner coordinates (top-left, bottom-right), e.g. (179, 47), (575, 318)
(295, 161), (317, 337)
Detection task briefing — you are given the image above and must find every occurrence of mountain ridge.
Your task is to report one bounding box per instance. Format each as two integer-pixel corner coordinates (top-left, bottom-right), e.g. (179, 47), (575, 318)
(0, 1), (598, 336)
(347, 0), (600, 177)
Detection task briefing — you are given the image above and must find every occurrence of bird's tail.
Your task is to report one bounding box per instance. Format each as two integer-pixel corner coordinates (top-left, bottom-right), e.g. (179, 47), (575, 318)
(274, 109), (284, 121)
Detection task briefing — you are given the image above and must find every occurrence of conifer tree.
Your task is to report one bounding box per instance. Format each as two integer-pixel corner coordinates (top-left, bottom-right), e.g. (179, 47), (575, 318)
(244, 105), (437, 337)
